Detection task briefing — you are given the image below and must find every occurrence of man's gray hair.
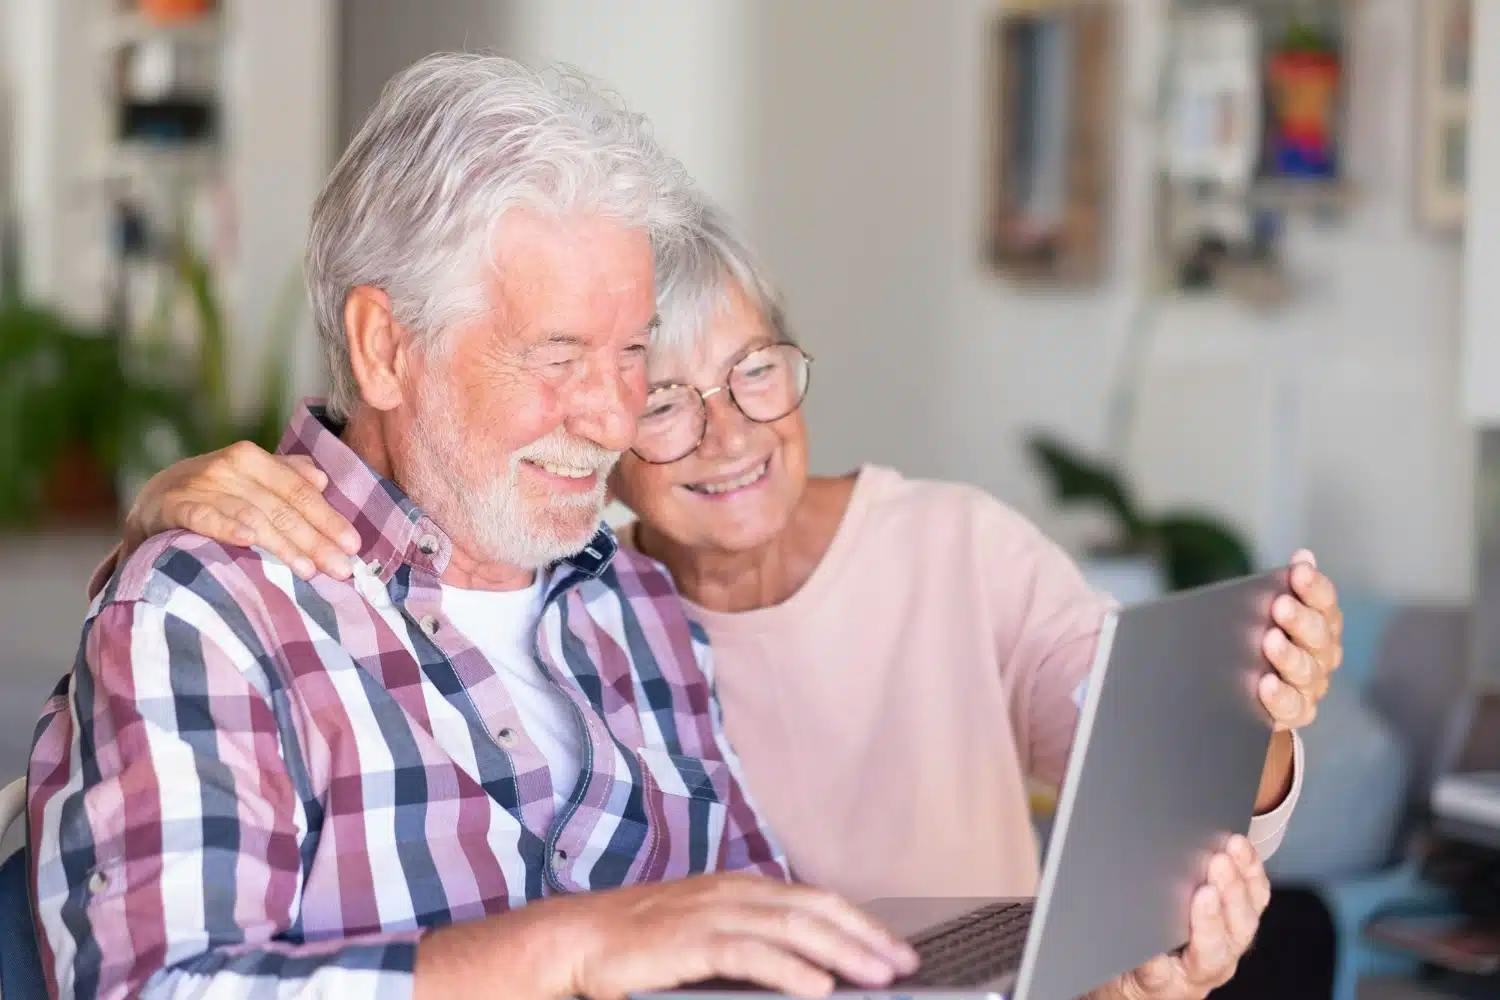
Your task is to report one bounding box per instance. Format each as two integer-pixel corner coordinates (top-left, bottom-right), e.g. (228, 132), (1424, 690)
(653, 198), (789, 362)
(307, 53), (697, 419)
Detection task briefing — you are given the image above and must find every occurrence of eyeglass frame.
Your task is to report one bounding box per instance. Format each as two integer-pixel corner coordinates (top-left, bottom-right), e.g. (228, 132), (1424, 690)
(629, 341), (814, 465)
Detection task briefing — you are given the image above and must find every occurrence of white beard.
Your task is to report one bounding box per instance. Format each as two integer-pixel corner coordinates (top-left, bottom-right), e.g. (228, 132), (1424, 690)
(404, 375), (619, 569)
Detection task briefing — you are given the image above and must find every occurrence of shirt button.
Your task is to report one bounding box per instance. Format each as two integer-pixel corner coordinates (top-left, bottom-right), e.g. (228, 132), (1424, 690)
(553, 848), (569, 867)
(365, 559), (383, 576)
(496, 727), (518, 748)
(87, 869), (109, 894)
(417, 534), (439, 556)
(419, 615), (440, 636)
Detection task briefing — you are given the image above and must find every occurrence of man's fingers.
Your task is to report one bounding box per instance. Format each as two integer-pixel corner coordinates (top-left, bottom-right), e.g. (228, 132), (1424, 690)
(706, 936), (835, 999)
(749, 882), (917, 973)
(727, 906), (898, 988)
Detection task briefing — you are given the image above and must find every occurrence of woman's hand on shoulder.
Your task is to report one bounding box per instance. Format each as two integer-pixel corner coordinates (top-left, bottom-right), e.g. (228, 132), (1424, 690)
(123, 441), (360, 581)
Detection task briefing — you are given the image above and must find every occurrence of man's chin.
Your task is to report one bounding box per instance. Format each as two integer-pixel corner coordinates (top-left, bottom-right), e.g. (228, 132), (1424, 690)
(487, 510), (604, 569)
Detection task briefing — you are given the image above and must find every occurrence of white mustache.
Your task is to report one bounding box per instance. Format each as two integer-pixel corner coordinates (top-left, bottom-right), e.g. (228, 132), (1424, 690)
(513, 433), (620, 475)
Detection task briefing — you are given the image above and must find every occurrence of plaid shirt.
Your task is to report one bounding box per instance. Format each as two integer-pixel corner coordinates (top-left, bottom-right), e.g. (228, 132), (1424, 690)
(27, 403), (786, 1000)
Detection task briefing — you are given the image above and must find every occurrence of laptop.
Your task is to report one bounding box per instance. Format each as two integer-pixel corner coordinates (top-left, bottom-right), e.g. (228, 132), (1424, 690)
(637, 568), (1288, 1000)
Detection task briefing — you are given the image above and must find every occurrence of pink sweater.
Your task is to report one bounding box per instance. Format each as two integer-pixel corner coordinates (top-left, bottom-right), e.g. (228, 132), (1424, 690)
(639, 466), (1298, 902)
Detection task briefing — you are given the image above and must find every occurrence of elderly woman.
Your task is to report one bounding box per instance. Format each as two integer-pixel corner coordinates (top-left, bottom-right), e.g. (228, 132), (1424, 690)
(104, 201), (1341, 998)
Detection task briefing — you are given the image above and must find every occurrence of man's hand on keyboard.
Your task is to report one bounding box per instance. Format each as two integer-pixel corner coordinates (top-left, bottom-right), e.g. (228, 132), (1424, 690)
(416, 872), (919, 1000)
(1100, 835), (1271, 1000)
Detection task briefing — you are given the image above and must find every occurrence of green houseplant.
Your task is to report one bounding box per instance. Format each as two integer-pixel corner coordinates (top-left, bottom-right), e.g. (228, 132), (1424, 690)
(0, 299), (122, 524)
(0, 284), (196, 526)
(0, 234), (297, 530)
(1028, 432), (1253, 591)
(129, 232), (300, 465)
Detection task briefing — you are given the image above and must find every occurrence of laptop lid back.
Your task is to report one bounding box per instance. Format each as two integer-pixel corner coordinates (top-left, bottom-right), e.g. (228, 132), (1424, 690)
(1014, 570), (1287, 1000)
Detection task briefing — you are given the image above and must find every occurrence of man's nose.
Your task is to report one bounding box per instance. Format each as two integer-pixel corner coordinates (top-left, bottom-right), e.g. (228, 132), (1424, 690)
(567, 361), (642, 454)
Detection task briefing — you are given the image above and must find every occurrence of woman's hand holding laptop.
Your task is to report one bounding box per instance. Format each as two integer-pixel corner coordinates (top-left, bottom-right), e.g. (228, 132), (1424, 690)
(1258, 550), (1343, 733)
(1248, 550), (1342, 814)
(1097, 835), (1270, 1000)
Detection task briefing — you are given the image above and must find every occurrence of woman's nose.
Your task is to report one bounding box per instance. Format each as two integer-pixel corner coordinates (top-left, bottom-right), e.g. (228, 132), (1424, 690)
(696, 388), (751, 459)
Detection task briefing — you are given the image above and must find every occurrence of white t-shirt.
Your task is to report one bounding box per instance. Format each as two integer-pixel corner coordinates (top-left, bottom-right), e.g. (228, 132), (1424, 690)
(438, 577), (583, 810)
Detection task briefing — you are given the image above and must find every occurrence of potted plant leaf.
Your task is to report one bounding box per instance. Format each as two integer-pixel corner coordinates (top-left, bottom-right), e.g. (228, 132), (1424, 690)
(0, 230), (297, 531)
(1028, 433), (1253, 593)
(120, 227), (299, 497)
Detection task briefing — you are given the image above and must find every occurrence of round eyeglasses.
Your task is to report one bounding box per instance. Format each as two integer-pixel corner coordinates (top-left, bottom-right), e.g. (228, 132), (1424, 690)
(631, 343), (813, 465)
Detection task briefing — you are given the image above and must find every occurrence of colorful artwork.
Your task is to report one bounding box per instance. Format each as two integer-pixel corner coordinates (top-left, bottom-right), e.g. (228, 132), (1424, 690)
(1266, 45), (1340, 178)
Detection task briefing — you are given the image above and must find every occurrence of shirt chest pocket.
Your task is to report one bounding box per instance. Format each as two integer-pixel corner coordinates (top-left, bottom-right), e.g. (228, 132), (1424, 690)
(636, 746), (731, 878)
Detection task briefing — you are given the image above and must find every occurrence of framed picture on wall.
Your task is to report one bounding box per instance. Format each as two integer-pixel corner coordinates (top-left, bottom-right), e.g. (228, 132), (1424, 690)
(1418, 0), (1472, 232)
(986, 0), (1116, 285)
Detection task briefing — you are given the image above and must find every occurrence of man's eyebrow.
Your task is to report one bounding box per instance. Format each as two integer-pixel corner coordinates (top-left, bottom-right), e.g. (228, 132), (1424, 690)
(537, 317), (659, 347)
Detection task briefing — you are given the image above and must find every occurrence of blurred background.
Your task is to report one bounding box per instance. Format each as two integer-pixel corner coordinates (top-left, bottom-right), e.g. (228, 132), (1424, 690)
(3, 1), (1500, 996)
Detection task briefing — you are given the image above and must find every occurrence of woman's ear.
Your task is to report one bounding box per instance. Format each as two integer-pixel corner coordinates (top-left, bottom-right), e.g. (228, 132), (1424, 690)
(344, 286), (406, 412)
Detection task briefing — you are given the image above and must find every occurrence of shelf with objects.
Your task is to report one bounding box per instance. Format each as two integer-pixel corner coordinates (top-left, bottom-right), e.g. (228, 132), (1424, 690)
(1157, 0), (1354, 308)
(1359, 688), (1500, 995)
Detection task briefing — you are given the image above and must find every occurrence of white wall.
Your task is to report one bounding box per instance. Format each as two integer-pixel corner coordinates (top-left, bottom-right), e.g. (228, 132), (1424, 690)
(340, 0), (1473, 601)
(338, 1), (755, 220)
(338, 0), (507, 142)
(1464, 0), (1500, 425)
(499, 2), (757, 222)
(740, 0), (1472, 601)
(8, 0), (104, 319)
(225, 0), (338, 408)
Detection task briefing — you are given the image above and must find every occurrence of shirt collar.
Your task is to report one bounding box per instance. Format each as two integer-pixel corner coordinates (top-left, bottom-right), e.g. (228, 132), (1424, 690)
(275, 400), (618, 585)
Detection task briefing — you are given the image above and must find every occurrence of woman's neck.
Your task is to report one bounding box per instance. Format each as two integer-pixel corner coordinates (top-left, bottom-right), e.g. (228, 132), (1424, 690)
(636, 474), (857, 614)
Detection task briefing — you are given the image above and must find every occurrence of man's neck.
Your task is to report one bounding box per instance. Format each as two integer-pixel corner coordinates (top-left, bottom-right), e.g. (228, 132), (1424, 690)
(342, 407), (536, 592)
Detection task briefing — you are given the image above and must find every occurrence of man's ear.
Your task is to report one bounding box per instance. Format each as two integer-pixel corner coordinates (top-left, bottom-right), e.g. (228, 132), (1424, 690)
(345, 286), (407, 412)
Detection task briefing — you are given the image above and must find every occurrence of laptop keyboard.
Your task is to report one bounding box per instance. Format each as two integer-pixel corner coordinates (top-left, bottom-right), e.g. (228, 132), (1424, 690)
(900, 900), (1034, 987)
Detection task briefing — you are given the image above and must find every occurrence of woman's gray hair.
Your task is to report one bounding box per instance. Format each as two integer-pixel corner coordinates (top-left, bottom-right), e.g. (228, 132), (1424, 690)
(306, 53), (697, 419)
(653, 198), (789, 362)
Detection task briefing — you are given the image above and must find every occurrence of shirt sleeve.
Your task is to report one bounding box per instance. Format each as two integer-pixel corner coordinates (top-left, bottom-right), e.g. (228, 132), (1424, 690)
(87, 543), (122, 600)
(998, 526), (1117, 790)
(1245, 730), (1304, 859)
(30, 599), (422, 1000)
(691, 625), (790, 881)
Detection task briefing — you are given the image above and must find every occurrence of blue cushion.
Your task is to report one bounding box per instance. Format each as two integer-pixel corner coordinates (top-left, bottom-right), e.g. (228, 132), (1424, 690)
(1265, 687), (1410, 880)
(1327, 593), (1394, 695)
(0, 847), (46, 1000)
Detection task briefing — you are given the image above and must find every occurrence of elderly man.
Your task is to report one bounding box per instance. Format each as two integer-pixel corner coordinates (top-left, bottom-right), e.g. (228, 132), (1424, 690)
(26, 55), (916, 1000)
